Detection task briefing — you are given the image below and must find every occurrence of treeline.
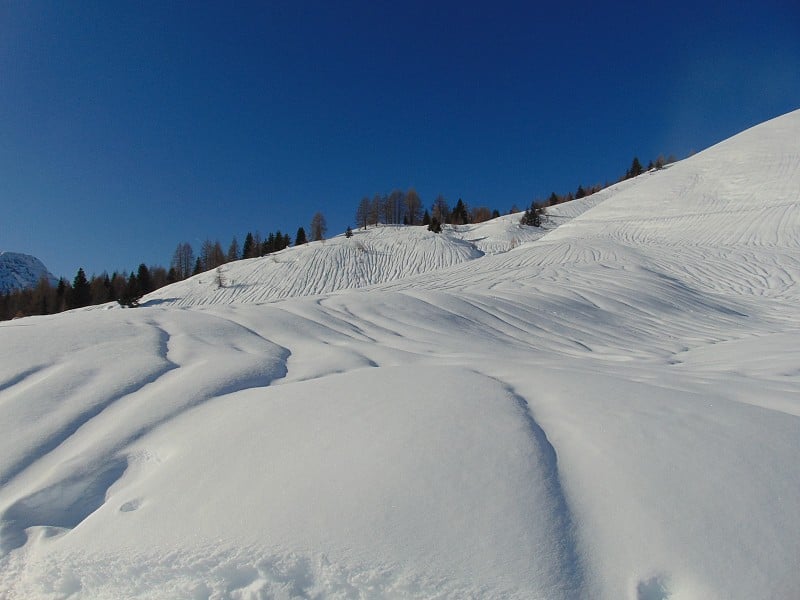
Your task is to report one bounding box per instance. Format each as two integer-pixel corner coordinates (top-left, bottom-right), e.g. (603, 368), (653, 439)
(2, 154), (680, 321)
(0, 264), (169, 320)
(628, 154), (678, 178)
(528, 155), (679, 212)
(0, 218), (326, 320)
(353, 154), (677, 235)
(1, 211), (337, 321)
(516, 154), (681, 227)
(355, 188), (501, 231)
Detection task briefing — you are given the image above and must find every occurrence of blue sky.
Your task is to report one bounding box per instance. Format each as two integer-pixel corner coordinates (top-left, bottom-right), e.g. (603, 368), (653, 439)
(2, 1), (799, 279)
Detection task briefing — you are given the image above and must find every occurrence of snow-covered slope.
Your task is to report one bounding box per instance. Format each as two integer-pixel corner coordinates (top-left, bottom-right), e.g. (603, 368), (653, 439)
(1, 110), (799, 600)
(142, 195), (608, 308)
(0, 252), (57, 294)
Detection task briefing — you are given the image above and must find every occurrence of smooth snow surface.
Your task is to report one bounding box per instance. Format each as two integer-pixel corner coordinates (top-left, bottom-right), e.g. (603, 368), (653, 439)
(1, 109), (800, 599)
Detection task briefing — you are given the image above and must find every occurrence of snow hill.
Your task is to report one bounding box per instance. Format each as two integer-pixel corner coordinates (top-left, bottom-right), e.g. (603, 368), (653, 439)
(142, 192), (608, 308)
(1, 110), (799, 600)
(0, 252), (57, 294)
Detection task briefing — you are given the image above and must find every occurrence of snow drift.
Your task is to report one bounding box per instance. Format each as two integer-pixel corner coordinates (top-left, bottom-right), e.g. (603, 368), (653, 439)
(1, 110), (799, 599)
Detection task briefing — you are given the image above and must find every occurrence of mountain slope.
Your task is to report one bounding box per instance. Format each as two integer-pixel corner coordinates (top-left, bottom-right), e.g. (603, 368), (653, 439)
(142, 192), (610, 308)
(0, 252), (57, 294)
(1, 110), (799, 599)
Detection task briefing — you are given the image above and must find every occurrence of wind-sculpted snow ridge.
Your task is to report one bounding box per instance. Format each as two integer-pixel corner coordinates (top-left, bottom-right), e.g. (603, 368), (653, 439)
(141, 196), (607, 309)
(0, 309), (289, 553)
(1, 110), (800, 599)
(143, 225), (484, 308)
(539, 110), (800, 301)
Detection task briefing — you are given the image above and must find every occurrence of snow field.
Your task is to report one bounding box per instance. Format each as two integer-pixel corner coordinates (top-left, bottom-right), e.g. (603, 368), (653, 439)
(1, 109), (800, 598)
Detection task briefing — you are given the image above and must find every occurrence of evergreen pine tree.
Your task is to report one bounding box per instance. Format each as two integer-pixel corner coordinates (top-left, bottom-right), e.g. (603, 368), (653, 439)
(56, 278), (67, 311)
(69, 268), (91, 309)
(242, 232), (255, 259)
(294, 227), (308, 246)
(137, 263), (152, 295)
(106, 273), (118, 301)
(520, 202), (543, 227)
(452, 198), (469, 225)
(628, 156), (644, 178)
(118, 272), (142, 307)
(422, 210), (431, 226)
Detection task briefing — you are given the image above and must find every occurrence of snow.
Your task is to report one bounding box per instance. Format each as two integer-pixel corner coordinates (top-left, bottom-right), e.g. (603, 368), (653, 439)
(0, 252), (57, 294)
(141, 198), (604, 309)
(1, 109), (800, 599)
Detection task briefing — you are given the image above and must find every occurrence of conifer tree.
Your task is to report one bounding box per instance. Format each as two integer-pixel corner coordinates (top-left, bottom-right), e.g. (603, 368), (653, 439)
(520, 202), (544, 227)
(452, 198), (469, 225)
(242, 232), (255, 259)
(627, 157), (644, 179)
(56, 278), (68, 312)
(118, 272), (142, 307)
(69, 268), (91, 309)
(295, 227), (308, 246)
(137, 263), (152, 295)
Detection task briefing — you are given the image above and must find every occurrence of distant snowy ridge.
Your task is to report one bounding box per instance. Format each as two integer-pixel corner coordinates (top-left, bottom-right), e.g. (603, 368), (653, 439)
(0, 252), (57, 294)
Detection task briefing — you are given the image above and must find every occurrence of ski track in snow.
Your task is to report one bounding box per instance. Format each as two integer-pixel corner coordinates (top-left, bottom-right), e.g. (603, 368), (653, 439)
(1, 110), (800, 598)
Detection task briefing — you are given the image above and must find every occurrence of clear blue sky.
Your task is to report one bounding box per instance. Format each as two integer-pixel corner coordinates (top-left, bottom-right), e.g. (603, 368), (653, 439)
(2, 1), (799, 279)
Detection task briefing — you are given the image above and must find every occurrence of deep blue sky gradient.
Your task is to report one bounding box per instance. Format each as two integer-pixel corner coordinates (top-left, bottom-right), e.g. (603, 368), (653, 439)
(2, 1), (799, 278)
